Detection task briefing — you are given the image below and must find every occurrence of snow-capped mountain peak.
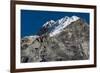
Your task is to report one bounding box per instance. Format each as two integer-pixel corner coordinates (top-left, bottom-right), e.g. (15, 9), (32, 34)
(43, 20), (55, 28)
(70, 16), (80, 22)
(58, 16), (69, 24)
(49, 16), (80, 37)
(39, 16), (80, 37)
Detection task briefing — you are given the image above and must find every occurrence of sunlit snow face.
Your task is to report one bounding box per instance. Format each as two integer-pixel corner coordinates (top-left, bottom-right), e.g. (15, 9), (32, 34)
(49, 16), (80, 37)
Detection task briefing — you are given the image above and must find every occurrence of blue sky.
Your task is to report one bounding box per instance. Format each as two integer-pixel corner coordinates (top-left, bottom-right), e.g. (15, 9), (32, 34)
(21, 10), (90, 38)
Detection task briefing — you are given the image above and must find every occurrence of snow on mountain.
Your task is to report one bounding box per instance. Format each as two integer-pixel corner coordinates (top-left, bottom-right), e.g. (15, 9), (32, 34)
(27, 16), (80, 38)
(43, 20), (55, 28)
(23, 35), (39, 39)
(49, 16), (80, 37)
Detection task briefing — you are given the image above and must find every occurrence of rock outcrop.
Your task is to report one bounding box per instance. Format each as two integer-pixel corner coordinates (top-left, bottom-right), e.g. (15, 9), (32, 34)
(21, 16), (89, 63)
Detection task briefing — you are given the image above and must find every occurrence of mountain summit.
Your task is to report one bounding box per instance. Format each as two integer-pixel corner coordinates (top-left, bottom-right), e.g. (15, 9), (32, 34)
(38, 16), (80, 37)
(21, 16), (89, 63)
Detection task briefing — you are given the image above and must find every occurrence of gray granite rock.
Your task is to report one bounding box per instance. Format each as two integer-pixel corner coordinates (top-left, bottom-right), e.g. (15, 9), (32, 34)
(21, 16), (89, 63)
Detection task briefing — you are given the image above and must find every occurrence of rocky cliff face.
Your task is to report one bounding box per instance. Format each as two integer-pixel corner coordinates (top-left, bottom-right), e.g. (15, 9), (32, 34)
(21, 16), (89, 63)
